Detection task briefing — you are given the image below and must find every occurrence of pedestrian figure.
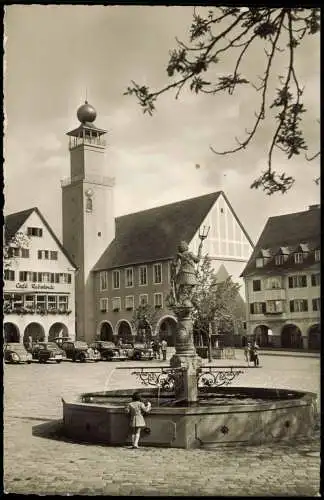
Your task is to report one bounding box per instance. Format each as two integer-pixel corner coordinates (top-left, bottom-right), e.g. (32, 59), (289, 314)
(152, 339), (160, 359)
(161, 339), (168, 361)
(244, 342), (251, 364)
(250, 342), (260, 367)
(125, 392), (151, 449)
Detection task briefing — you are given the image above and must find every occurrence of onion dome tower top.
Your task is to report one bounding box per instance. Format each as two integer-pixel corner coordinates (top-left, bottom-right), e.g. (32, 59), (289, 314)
(77, 100), (97, 124)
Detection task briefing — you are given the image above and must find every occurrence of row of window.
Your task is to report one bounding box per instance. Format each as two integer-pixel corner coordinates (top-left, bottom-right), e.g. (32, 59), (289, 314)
(27, 227), (43, 237)
(100, 263), (163, 291)
(99, 293), (163, 312)
(250, 298), (320, 314)
(256, 249), (320, 268)
(6, 248), (58, 260)
(4, 293), (69, 310)
(252, 273), (320, 291)
(4, 270), (72, 284)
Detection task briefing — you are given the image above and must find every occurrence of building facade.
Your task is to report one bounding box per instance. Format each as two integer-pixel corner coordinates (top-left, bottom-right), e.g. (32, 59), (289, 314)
(93, 191), (254, 346)
(242, 205), (320, 350)
(4, 208), (76, 346)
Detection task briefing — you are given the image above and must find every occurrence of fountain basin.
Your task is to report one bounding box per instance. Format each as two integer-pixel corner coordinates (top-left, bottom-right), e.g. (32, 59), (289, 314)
(62, 387), (317, 448)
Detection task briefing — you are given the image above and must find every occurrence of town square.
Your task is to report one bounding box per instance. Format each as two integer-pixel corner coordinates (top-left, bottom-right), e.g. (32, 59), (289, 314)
(3, 5), (320, 497)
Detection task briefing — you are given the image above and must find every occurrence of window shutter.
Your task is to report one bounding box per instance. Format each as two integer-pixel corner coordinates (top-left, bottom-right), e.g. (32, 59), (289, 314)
(250, 304), (254, 314)
(311, 274), (315, 286)
(302, 275), (307, 287)
(303, 300), (308, 312)
(290, 300), (294, 312)
(262, 302), (266, 314)
(288, 277), (293, 288)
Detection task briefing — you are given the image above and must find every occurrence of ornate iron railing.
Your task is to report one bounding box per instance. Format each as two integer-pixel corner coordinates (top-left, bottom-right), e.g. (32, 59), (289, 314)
(123, 365), (245, 391)
(130, 366), (185, 392)
(197, 365), (244, 388)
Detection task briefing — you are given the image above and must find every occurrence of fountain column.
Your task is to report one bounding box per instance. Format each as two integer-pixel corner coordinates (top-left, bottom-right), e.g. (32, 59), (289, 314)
(168, 228), (209, 403)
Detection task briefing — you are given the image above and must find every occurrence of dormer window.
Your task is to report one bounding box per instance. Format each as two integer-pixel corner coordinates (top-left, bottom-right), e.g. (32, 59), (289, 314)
(294, 253), (304, 264)
(315, 249), (320, 262)
(256, 258), (264, 268)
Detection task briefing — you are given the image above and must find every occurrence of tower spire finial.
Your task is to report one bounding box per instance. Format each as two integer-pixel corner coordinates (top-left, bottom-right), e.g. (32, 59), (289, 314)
(85, 87), (88, 105)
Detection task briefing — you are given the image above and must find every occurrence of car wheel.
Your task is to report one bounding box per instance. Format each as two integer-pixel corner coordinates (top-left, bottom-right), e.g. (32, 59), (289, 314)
(79, 353), (86, 363)
(134, 352), (141, 361)
(72, 356), (76, 362)
(56, 360), (62, 364)
(27, 361), (32, 364)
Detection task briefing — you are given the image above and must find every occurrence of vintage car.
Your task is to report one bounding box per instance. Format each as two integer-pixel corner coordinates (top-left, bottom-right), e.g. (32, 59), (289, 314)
(61, 340), (101, 362)
(132, 343), (154, 361)
(121, 343), (135, 360)
(89, 341), (127, 361)
(53, 336), (72, 348)
(31, 342), (66, 363)
(4, 343), (32, 364)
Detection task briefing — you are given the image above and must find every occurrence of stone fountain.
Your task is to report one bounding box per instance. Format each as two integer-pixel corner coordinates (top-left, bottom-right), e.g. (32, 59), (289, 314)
(62, 232), (317, 448)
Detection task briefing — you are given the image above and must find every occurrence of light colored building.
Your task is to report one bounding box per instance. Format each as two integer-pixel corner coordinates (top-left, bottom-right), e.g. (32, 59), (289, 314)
(60, 101), (254, 345)
(241, 205), (320, 349)
(4, 207), (76, 346)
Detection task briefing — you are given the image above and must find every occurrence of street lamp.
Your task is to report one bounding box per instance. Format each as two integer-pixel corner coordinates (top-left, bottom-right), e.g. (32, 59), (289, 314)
(198, 225), (210, 241)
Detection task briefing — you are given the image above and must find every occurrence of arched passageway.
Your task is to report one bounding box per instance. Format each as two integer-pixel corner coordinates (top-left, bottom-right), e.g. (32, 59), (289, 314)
(4, 322), (20, 343)
(308, 324), (320, 350)
(254, 325), (270, 347)
(48, 323), (69, 341)
(23, 323), (45, 349)
(117, 321), (133, 343)
(99, 322), (114, 342)
(135, 322), (152, 343)
(158, 317), (177, 347)
(281, 324), (303, 349)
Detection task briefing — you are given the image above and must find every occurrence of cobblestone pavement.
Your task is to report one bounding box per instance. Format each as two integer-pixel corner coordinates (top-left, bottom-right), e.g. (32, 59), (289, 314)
(4, 354), (320, 496)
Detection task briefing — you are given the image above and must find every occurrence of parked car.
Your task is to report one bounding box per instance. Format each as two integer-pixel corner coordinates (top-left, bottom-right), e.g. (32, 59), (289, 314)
(4, 343), (32, 364)
(89, 341), (127, 361)
(31, 342), (66, 363)
(61, 341), (101, 362)
(132, 343), (154, 361)
(121, 343), (135, 360)
(53, 336), (72, 348)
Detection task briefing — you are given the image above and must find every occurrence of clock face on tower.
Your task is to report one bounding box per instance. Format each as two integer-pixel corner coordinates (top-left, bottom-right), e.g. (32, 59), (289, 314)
(85, 189), (94, 212)
(85, 188), (94, 197)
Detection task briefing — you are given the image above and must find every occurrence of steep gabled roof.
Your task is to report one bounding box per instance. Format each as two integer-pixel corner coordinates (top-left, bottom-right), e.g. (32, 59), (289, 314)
(241, 206), (320, 277)
(93, 192), (223, 271)
(4, 207), (77, 269)
(4, 208), (35, 243)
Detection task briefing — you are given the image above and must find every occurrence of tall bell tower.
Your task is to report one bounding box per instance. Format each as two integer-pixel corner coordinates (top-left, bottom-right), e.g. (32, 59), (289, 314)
(62, 101), (115, 342)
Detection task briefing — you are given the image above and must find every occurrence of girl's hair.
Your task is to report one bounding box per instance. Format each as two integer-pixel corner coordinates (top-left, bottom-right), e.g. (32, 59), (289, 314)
(132, 392), (141, 401)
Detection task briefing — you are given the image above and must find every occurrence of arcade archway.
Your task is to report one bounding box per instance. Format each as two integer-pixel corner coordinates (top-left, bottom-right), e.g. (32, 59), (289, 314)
(4, 322), (20, 343)
(157, 316), (177, 346)
(281, 324), (303, 349)
(99, 322), (114, 342)
(23, 323), (45, 349)
(308, 324), (320, 350)
(117, 320), (133, 343)
(48, 323), (69, 341)
(253, 325), (270, 347)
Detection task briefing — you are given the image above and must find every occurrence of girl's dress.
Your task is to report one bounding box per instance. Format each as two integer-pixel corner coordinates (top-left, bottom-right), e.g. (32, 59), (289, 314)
(126, 401), (149, 429)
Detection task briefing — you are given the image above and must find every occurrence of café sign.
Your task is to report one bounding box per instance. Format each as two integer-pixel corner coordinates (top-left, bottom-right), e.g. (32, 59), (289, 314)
(16, 282), (55, 290)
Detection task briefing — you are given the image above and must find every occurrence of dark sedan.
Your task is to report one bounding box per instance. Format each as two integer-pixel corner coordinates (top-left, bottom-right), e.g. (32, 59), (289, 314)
(89, 341), (127, 361)
(31, 342), (66, 363)
(132, 343), (154, 361)
(61, 341), (101, 362)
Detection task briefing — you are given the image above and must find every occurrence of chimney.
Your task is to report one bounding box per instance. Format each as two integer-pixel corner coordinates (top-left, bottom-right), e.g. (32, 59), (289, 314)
(309, 204), (320, 210)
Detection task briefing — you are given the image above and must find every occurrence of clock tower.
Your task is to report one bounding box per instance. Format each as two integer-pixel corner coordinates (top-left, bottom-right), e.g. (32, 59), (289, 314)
(62, 101), (115, 342)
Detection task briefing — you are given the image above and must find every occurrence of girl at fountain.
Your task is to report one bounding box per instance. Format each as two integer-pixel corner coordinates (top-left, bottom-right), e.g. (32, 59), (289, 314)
(126, 392), (151, 449)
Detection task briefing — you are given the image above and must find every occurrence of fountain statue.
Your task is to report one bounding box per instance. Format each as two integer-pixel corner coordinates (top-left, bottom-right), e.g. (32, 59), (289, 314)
(61, 230), (318, 448)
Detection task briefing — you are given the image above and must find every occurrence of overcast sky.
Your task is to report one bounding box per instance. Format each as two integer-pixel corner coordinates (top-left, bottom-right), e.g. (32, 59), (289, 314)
(4, 5), (320, 243)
